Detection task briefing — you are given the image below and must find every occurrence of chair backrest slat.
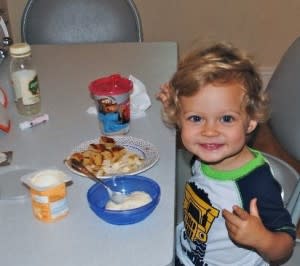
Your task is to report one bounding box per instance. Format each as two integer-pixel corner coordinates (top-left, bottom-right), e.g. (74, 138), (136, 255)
(21, 0), (143, 44)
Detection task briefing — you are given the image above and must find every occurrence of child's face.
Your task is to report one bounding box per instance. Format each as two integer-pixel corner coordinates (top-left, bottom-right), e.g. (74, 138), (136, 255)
(179, 82), (257, 170)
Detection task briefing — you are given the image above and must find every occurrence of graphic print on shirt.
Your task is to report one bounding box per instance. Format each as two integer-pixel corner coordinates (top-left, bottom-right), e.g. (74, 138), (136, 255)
(183, 182), (220, 264)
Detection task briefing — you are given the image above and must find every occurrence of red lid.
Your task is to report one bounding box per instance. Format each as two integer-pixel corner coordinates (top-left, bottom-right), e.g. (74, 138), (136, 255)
(89, 74), (133, 96)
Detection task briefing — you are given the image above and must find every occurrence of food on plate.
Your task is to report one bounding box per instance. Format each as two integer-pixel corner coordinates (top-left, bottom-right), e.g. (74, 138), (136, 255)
(68, 136), (144, 176)
(105, 191), (152, 210)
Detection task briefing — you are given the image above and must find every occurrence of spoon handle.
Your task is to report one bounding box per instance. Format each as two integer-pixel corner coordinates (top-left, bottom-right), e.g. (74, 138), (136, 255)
(68, 158), (109, 186)
(68, 158), (97, 178)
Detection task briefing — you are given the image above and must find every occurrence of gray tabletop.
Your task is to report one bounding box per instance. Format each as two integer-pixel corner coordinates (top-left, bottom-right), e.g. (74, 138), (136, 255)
(0, 42), (177, 266)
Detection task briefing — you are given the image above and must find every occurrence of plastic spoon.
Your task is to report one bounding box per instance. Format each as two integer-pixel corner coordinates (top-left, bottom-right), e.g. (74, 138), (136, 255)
(69, 158), (127, 204)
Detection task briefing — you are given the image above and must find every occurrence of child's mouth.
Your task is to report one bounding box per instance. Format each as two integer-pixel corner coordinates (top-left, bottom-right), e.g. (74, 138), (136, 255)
(200, 143), (223, 151)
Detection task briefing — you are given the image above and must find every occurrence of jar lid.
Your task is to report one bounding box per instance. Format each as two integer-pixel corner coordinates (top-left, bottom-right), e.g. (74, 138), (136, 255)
(9, 43), (31, 57)
(89, 74), (133, 96)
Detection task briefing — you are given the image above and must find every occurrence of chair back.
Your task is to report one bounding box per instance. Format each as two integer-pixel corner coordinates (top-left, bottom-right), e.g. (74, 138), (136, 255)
(263, 153), (299, 210)
(21, 0), (143, 44)
(266, 37), (300, 160)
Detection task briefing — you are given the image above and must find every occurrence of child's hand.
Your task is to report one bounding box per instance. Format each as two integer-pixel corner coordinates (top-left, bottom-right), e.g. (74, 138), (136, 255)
(222, 198), (267, 248)
(155, 83), (172, 108)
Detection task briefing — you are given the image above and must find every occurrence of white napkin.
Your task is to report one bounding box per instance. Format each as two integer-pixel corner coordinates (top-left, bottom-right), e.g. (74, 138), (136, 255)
(86, 75), (151, 119)
(129, 75), (151, 119)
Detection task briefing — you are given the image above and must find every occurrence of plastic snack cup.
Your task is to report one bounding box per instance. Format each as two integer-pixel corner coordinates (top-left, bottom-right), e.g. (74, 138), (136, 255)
(21, 169), (71, 223)
(89, 74), (133, 135)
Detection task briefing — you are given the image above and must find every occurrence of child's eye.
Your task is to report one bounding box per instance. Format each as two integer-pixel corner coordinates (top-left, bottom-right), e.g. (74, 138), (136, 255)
(220, 115), (234, 123)
(188, 115), (202, 122)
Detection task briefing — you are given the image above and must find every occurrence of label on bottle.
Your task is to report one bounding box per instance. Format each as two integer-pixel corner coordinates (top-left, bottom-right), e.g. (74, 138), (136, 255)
(11, 73), (22, 101)
(11, 69), (40, 105)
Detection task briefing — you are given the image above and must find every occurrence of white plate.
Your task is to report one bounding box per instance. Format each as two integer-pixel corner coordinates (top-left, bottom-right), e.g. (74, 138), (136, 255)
(65, 136), (159, 178)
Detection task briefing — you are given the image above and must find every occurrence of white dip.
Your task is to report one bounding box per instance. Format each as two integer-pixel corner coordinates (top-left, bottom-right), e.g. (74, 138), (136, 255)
(105, 191), (152, 210)
(30, 170), (65, 188)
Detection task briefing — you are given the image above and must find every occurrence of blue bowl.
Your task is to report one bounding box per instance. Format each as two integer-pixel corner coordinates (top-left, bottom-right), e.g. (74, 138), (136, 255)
(87, 175), (161, 225)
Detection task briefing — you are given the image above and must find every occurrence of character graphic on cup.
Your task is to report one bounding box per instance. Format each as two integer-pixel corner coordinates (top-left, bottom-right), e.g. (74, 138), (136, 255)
(89, 74), (132, 135)
(98, 96), (130, 134)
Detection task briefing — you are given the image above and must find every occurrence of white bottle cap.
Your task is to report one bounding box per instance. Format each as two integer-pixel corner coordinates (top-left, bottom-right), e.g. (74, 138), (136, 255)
(9, 43), (31, 58)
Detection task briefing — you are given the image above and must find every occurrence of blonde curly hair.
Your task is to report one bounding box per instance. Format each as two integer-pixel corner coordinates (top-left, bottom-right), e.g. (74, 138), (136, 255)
(162, 42), (270, 128)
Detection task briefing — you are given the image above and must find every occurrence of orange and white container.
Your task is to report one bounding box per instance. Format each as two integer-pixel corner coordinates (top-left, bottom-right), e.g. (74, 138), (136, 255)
(21, 169), (71, 222)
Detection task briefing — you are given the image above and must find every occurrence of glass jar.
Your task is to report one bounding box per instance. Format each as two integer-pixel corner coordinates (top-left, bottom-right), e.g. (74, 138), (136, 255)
(9, 43), (41, 116)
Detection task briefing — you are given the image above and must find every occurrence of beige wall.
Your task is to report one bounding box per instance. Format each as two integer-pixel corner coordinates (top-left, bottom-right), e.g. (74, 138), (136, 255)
(6, 0), (300, 67)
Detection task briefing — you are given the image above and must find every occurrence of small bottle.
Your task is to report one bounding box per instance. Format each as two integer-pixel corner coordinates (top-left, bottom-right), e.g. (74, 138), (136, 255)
(9, 43), (41, 116)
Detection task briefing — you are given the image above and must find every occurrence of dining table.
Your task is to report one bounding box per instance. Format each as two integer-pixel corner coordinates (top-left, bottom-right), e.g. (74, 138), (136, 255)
(0, 42), (178, 266)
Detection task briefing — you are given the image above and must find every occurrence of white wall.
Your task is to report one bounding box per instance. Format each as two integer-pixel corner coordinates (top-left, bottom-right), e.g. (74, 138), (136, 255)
(7, 0), (300, 68)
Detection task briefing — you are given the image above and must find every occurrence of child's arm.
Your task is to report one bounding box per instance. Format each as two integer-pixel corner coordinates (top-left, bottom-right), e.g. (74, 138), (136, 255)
(222, 198), (294, 263)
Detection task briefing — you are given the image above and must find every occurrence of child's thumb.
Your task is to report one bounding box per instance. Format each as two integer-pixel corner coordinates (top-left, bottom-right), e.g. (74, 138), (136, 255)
(250, 198), (260, 217)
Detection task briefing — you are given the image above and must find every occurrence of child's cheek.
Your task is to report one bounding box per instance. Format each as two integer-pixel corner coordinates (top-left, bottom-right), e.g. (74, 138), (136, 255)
(180, 127), (192, 145)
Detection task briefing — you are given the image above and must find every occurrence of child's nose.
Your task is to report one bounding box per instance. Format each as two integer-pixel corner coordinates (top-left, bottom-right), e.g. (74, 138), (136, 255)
(201, 122), (219, 136)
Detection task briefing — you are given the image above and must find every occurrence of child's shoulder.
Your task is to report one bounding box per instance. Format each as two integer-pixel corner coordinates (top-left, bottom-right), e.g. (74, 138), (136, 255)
(238, 161), (280, 191)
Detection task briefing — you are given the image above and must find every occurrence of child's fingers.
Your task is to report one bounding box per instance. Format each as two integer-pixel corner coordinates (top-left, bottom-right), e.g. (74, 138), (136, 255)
(160, 83), (172, 96)
(156, 83), (172, 104)
(160, 82), (170, 90)
(249, 198), (260, 218)
(232, 205), (250, 221)
(222, 209), (239, 234)
(155, 91), (167, 101)
(222, 208), (240, 225)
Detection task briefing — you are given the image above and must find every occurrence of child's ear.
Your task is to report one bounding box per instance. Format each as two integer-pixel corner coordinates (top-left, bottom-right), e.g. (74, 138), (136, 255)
(247, 120), (258, 134)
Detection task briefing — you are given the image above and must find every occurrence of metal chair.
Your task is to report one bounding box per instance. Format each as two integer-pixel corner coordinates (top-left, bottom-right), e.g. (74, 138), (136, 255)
(21, 0), (143, 44)
(264, 36), (300, 227)
(267, 37), (300, 161)
(262, 153), (299, 212)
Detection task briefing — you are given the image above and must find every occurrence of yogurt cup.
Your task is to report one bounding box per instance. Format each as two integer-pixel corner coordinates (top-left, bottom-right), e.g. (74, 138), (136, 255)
(21, 169), (71, 223)
(89, 74), (133, 135)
